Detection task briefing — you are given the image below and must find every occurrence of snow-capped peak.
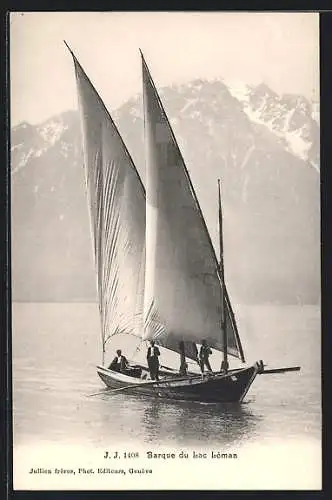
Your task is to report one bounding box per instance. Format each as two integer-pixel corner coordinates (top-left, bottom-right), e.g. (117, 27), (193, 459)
(224, 79), (318, 169)
(37, 118), (69, 146)
(11, 114), (74, 174)
(223, 79), (252, 103)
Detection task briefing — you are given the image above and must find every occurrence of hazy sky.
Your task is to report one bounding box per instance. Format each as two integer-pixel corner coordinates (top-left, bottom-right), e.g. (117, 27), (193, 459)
(10, 12), (319, 127)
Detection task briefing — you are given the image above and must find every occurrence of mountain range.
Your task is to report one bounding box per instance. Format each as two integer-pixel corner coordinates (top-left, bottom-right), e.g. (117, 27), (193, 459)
(11, 78), (320, 304)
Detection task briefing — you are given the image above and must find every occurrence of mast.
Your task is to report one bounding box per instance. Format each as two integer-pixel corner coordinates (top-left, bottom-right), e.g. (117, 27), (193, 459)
(218, 179), (228, 372)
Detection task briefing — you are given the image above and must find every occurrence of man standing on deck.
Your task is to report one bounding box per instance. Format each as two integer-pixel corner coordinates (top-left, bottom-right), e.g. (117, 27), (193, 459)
(199, 340), (213, 374)
(147, 340), (160, 380)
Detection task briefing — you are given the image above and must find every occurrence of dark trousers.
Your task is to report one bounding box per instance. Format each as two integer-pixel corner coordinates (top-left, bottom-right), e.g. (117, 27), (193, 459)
(148, 358), (159, 380)
(179, 361), (187, 376)
(179, 354), (187, 376)
(200, 358), (212, 373)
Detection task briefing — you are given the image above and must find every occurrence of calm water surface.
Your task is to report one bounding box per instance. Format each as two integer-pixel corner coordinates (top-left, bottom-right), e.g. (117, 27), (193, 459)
(12, 302), (321, 450)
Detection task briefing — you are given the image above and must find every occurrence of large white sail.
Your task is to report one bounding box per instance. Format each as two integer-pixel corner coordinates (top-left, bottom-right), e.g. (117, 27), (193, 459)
(141, 52), (245, 361)
(68, 46), (146, 352)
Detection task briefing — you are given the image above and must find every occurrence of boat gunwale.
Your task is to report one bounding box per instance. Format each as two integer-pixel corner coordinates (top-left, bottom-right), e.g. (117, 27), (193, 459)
(96, 364), (256, 389)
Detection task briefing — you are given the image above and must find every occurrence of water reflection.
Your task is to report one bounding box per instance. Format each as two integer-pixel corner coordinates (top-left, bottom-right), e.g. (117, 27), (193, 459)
(98, 393), (261, 448)
(142, 398), (261, 447)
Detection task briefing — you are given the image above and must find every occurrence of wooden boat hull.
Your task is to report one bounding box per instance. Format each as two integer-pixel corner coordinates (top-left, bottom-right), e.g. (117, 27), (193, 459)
(96, 364), (259, 403)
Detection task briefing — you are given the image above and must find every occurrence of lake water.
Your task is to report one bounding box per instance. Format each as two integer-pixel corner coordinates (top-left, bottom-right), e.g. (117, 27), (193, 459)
(12, 302), (322, 490)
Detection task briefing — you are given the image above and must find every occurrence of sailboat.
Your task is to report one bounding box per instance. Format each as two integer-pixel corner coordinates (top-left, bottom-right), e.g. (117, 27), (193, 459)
(66, 42), (300, 403)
